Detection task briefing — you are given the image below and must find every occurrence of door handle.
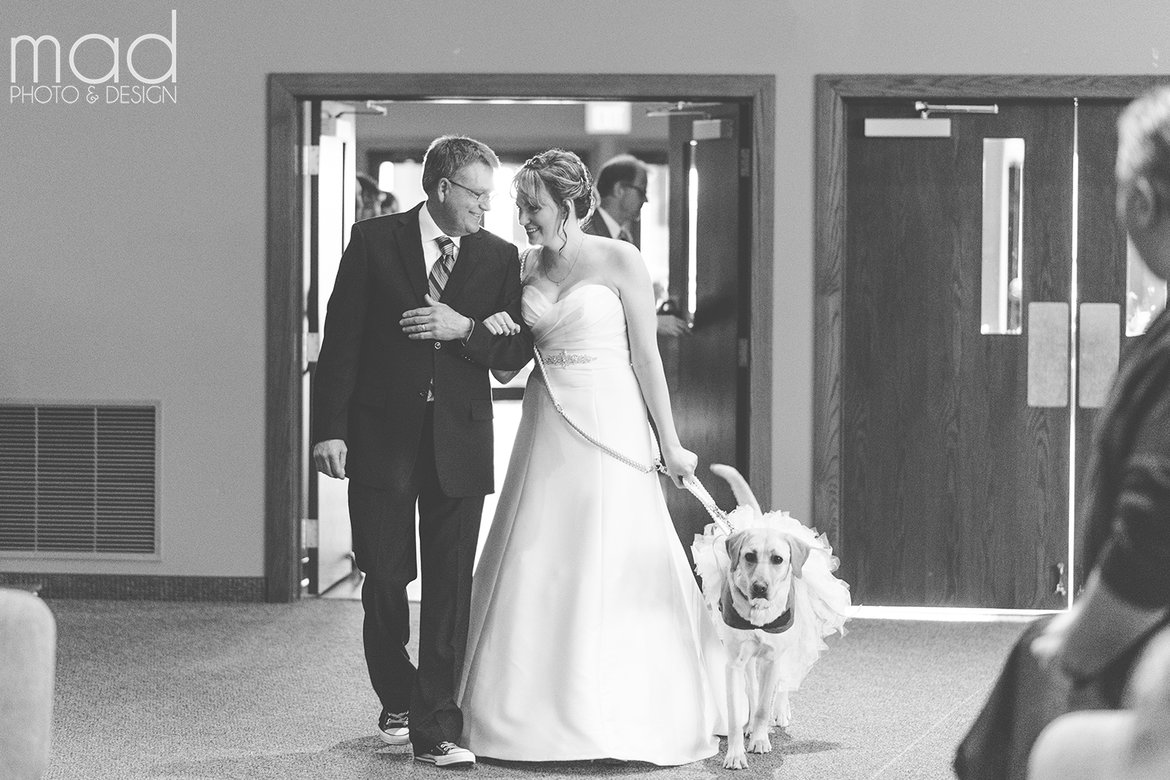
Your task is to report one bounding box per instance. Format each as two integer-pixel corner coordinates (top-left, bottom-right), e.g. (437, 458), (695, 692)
(1027, 302), (1070, 407)
(1078, 303), (1120, 408)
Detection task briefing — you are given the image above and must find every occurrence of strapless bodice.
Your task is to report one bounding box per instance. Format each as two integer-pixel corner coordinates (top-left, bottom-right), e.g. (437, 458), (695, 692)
(522, 283), (630, 369)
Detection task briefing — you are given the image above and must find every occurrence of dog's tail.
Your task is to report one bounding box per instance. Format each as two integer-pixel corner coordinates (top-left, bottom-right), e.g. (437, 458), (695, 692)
(709, 463), (761, 514)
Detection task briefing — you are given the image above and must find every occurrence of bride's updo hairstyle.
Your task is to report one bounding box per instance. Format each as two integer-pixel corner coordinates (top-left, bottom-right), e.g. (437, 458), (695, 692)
(513, 149), (597, 251)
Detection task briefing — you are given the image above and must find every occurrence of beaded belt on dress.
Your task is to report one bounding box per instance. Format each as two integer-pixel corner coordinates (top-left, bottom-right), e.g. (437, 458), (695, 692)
(539, 350), (598, 368)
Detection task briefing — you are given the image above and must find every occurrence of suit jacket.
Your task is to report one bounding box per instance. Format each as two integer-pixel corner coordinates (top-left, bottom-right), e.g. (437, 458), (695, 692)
(584, 210), (638, 245)
(312, 203), (533, 496)
(582, 213), (612, 238)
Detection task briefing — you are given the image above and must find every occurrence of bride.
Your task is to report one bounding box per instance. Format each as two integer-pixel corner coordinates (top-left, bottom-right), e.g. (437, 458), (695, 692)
(456, 149), (724, 764)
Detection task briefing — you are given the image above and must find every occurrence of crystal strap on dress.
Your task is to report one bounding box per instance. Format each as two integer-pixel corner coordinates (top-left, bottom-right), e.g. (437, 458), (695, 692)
(539, 350), (598, 368)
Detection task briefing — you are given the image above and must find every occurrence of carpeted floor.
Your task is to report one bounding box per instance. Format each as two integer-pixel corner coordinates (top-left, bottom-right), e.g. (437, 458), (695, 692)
(38, 598), (1026, 779)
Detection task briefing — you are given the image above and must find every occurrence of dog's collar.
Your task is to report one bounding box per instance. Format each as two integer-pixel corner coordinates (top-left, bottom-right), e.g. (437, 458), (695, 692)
(720, 587), (795, 634)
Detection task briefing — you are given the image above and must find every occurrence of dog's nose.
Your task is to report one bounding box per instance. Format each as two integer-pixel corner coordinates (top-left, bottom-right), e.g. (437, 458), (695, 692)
(750, 583), (769, 599)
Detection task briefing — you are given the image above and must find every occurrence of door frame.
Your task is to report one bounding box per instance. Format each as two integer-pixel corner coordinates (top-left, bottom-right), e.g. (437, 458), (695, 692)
(814, 74), (1169, 562)
(266, 73), (776, 602)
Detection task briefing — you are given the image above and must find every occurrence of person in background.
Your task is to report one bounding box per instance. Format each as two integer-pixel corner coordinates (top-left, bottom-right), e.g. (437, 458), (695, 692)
(586, 154), (689, 337)
(357, 173), (397, 220)
(383, 192), (400, 215)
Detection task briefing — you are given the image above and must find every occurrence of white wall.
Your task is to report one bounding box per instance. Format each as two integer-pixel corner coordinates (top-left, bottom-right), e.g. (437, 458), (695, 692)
(1, 0), (1167, 579)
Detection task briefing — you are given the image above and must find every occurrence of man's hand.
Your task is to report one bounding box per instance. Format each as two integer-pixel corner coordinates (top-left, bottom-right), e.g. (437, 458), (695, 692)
(656, 313), (691, 337)
(400, 294), (474, 341)
(313, 439), (347, 480)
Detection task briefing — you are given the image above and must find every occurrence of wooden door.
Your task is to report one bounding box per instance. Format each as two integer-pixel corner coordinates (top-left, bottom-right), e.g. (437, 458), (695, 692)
(842, 99), (1075, 608)
(665, 103), (750, 559)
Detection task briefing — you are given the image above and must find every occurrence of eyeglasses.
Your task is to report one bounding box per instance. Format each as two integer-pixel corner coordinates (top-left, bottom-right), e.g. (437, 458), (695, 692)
(624, 182), (648, 201)
(446, 177), (495, 205)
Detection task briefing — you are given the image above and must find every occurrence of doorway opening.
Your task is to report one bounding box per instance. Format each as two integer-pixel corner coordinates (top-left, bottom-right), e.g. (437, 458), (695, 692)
(266, 74), (775, 603)
(309, 99), (675, 601)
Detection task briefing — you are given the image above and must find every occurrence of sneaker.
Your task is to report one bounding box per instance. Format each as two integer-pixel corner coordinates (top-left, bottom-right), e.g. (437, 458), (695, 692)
(414, 741), (476, 767)
(377, 709), (409, 746)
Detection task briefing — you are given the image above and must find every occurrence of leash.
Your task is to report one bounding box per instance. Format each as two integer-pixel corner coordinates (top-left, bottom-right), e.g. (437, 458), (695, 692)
(533, 345), (736, 536)
(681, 473), (736, 536)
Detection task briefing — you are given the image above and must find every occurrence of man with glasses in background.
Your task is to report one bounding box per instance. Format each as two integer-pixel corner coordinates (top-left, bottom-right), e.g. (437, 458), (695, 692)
(586, 154), (689, 336)
(312, 135), (532, 768)
(585, 153), (648, 244)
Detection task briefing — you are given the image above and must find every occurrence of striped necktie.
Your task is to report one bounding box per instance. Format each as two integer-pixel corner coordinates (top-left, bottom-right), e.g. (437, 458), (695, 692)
(429, 236), (457, 300)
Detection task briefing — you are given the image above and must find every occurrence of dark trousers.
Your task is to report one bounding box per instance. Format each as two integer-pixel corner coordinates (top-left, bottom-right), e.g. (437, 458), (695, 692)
(347, 410), (484, 751)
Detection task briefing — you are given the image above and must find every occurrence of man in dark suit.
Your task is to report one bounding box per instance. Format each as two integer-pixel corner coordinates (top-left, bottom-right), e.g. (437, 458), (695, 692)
(312, 135), (532, 767)
(585, 154), (689, 337)
(583, 153), (648, 243)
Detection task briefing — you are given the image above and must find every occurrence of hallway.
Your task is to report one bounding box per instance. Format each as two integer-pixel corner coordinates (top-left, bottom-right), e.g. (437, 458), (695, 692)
(41, 598), (1023, 779)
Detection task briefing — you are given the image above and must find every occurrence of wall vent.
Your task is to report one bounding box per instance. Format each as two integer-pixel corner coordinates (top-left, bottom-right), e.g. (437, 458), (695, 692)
(0, 404), (158, 555)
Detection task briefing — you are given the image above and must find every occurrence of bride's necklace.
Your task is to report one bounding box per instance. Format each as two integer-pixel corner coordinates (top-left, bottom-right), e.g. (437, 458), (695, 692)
(544, 233), (585, 285)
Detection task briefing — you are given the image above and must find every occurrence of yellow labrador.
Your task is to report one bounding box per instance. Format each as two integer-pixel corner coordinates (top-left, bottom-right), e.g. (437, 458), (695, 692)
(707, 464), (814, 770)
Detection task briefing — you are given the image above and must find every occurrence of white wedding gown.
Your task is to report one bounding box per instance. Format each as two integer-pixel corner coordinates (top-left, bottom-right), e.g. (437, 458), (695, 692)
(458, 280), (724, 764)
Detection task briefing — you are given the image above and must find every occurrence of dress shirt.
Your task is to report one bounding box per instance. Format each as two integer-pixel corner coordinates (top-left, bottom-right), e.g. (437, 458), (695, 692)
(418, 202), (462, 276)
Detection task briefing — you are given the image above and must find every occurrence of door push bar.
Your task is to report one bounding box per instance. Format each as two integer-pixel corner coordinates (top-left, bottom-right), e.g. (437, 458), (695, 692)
(1026, 302), (1120, 408)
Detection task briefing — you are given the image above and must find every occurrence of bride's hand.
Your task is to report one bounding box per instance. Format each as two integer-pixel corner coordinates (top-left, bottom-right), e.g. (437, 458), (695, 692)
(661, 444), (698, 489)
(484, 311), (520, 336)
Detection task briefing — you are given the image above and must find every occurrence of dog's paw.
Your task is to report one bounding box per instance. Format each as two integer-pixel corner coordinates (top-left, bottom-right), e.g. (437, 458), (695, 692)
(747, 732), (772, 754)
(772, 693), (792, 728)
(722, 749), (749, 770)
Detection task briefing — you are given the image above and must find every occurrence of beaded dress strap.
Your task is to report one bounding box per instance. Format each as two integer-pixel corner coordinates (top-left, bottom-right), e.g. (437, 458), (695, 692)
(520, 247), (538, 283)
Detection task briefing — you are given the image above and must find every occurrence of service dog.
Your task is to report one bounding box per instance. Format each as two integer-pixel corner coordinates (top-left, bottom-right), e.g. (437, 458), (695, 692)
(692, 463), (851, 770)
